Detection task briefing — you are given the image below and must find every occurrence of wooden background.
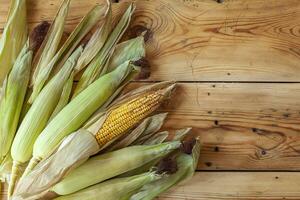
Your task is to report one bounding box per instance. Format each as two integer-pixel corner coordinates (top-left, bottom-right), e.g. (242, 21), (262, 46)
(1, 0), (300, 199)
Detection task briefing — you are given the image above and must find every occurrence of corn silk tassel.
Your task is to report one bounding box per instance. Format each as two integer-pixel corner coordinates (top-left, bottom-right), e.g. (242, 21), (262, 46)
(8, 46), (83, 197)
(0, 0), (28, 85)
(13, 81), (176, 199)
(130, 138), (201, 200)
(0, 42), (32, 182)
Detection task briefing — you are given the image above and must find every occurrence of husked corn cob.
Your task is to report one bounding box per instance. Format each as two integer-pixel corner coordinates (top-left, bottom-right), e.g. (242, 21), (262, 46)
(96, 91), (162, 146)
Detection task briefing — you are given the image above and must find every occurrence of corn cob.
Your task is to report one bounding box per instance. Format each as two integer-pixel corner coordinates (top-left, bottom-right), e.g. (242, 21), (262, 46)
(130, 138), (201, 200)
(12, 82), (174, 199)
(106, 113), (168, 152)
(8, 47), (83, 197)
(54, 172), (160, 200)
(95, 91), (163, 146)
(22, 63), (137, 176)
(50, 141), (180, 196)
(0, 0), (28, 84)
(0, 42), (32, 183)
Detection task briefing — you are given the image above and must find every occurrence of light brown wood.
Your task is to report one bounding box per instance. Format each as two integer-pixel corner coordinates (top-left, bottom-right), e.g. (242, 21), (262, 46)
(119, 0), (300, 81)
(0, 0), (104, 33)
(158, 172), (300, 200)
(126, 82), (300, 170)
(1, 0), (300, 81)
(3, 172), (300, 200)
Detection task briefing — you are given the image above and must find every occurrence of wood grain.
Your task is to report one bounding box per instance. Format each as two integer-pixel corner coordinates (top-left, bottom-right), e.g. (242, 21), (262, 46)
(158, 172), (300, 200)
(126, 82), (300, 170)
(0, 0), (105, 33)
(3, 172), (300, 200)
(1, 0), (300, 81)
(119, 0), (300, 81)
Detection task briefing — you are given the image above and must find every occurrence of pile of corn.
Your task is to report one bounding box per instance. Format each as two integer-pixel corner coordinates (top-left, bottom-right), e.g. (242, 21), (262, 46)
(0, 0), (200, 199)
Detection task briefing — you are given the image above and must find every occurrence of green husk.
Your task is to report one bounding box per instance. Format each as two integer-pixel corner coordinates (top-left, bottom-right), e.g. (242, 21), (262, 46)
(107, 35), (145, 72)
(73, 3), (135, 96)
(121, 128), (193, 178)
(30, 62), (137, 165)
(0, 42), (32, 164)
(49, 73), (74, 121)
(8, 47), (83, 196)
(143, 131), (169, 145)
(74, 1), (112, 74)
(0, 0), (28, 85)
(30, 4), (106, 103)
(54, 172), (161, 200)
(51, 141), (181, 196)
(130, 138), (201, 200)
(30, 0), (71, 92)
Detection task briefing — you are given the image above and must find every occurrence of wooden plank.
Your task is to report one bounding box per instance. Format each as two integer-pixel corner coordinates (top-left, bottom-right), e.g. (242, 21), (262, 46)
(118, 0), (300, 81)
(1, 0), (300, 81)
(3, 172), (300, 199)
(0, 0), (104, 33)
(158, 172), (300, 200)
(126, 82), (300, 170)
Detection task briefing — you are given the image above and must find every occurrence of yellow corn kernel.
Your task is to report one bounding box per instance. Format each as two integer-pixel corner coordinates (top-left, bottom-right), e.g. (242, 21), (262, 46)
(95, 91), (162, 146)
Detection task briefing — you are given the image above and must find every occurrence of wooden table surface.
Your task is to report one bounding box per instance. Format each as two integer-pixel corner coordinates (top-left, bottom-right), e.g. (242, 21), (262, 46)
(1, 0), (300, 199)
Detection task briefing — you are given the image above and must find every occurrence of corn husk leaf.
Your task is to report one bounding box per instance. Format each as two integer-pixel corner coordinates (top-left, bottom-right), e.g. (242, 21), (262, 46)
(143, 131), (169, 145)
(172, 128), (191, 141)
(0, 42), (32, 163)
(73, 3), (135, 96)
(11, 65), (138, 197)
(130, 138), (201, 200)
(121, 128), (193, 178)
(107, 35), (145, 72)
(49, 73), (74, 120)
(54, 172), (161, 200)
(13, 130), (99, 199)
(74, 1), (112, 74)
(8, 47), (83, 196)
(51, 141), (180, 196)
(14, 80), (175, 199)
(0, 0), (28, 85)
(31, 62), (137, 161)
(30, 4), (106, 103)
(0, 154), (13, 182)
(30, 0), (71, 89)
(105, 113), (168, 152)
